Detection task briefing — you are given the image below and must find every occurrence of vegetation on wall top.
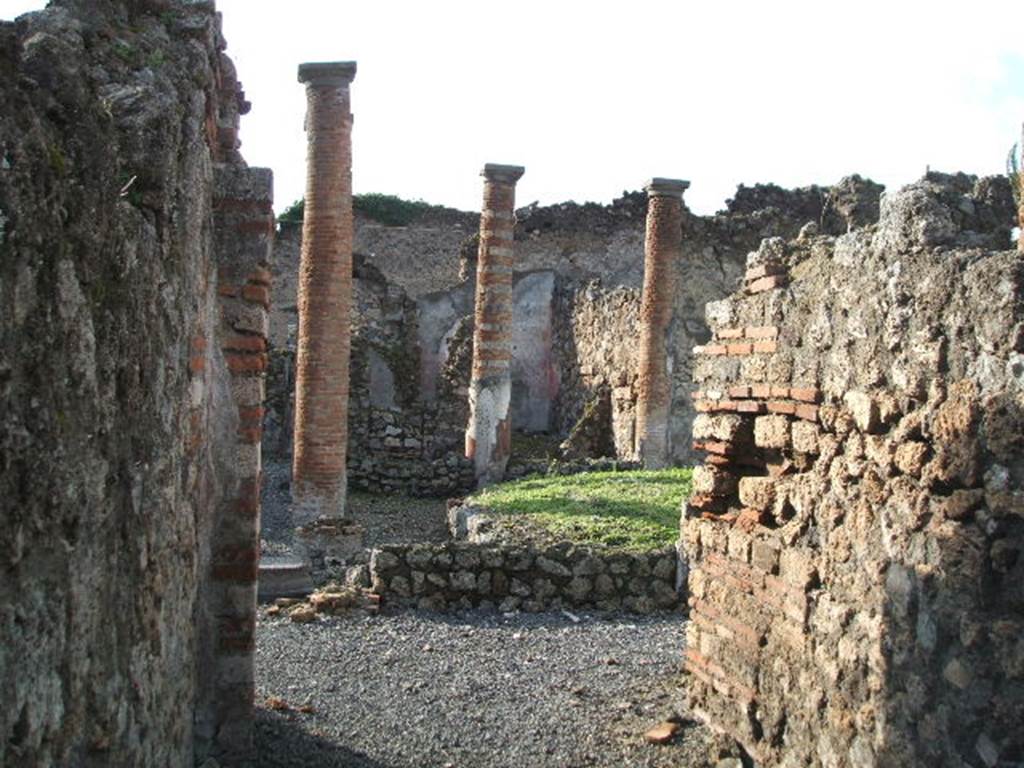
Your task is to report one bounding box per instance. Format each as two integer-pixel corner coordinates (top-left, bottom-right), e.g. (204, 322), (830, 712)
(278, 193), (443, 227)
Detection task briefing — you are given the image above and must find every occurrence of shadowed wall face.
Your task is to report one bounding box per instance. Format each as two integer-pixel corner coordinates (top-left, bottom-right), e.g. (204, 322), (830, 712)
(636, 178), (687, 468)
(466, 164), (524, 485)
(292, 62), (356, 522)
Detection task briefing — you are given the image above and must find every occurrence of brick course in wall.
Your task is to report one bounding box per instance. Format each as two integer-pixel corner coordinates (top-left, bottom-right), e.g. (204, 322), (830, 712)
(682, 175), (1022, 766)
(211, 164), (274, 760)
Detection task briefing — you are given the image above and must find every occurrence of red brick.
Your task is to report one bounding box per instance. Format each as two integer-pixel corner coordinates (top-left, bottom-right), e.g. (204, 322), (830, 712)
(189, 355), (206, 375)
(729, 385), (752, 399)
(241, 284), (270, 307)
(751, 384), (771, 398)
(249, 266), (272, 286)
(752, 340), (777, 354)
(744, 326), (778, 339)
(789, 386), (821, 403)
(726, 342), (753, 356)
(218, 283), (239, 298)
(227, 353), (267, 375)
(688, 493), (730, 512)
(192, 336), (208, 353)
(770, 385), (790, 397)
(716, 327), (744, 340)
(238, 427), (262, 444)
(747, 274), (788, 294)
(224, 334), (267, 353)
(693, 440), (735, 456)
(238, 406), (265, 427)
(735, 507), (768, 532)
(735, 400), (766, 414)
(767, 400), (797, 415)
(794, 403), (819, 421)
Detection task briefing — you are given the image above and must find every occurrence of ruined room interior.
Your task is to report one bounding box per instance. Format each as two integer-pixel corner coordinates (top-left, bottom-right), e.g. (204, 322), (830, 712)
(1, 2), (1021, 767)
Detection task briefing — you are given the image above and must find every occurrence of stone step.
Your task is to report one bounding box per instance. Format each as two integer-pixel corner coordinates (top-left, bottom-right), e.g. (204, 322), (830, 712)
(258, 555), (313, 602)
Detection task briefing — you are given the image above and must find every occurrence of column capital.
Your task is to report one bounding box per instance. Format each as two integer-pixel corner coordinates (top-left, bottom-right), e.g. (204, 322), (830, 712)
(298, 61), (357, 87)
(482, 164), (525, 185)
(645, 178), (690, 198)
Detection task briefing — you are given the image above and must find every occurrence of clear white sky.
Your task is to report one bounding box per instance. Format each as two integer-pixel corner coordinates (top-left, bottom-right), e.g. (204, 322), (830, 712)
(5, 1), (1023, 215)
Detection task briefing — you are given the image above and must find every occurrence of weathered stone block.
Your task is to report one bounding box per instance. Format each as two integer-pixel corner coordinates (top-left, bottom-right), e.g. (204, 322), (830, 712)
(738, 476), (775, 512)
(754, 414), (790, 449)
(894, 441), (929, 477)
(537, 555), (571, 579)
(791, 420), (820, 454)
(450, 571), (476, 591)
(693, 465), (739, 496)
(844, 390), (880, 433)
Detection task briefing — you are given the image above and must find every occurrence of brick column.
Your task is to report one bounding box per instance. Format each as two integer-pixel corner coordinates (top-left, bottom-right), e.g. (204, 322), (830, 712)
(292, 61), (356, 523)
(466, 163), (524, 486)
(210, 164), (274, 762)
(636, 177), (688, 469)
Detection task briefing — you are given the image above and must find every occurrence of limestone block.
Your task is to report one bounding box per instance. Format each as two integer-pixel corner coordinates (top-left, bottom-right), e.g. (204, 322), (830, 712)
(692, 465), (738, 496)
(754, 414), (790, 449)
(693, 413), (746, 443)
(791, 420), (820, 454)
(739, 476), (776, 512)
(843, 391), (880, 433)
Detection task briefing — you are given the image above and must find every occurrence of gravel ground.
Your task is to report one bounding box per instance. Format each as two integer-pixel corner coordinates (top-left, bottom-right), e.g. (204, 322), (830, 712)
(255, 608), (711, 768)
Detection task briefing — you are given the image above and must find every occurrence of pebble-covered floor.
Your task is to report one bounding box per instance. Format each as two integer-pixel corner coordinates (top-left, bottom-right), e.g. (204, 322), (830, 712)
(254, 609), (710, 768)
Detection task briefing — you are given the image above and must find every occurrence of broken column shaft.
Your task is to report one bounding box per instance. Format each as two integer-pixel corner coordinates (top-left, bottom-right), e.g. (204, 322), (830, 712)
(292, 61), (356, 523)
(466, 163), (525, 486)
(636, 177), (688, 469)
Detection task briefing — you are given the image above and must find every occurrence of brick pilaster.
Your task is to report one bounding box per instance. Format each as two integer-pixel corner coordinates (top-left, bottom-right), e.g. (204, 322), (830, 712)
(465, 163), (524, 486)
(292, 61), (356, 523)
(211, 163), (274, 762)
(636, 177), (688, 469)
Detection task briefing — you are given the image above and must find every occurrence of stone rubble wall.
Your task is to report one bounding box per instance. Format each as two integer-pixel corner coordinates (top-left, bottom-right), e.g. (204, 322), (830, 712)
(0, 1), (269, 766)
(268, 181), (880, 477)
(552, 280), (642, 458)
(369, 541), (680, 614)
(682, 173), (1022, 766)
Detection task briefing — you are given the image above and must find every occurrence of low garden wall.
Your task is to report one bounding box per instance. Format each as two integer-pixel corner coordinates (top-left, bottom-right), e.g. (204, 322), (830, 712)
(369, 540), (680, 613)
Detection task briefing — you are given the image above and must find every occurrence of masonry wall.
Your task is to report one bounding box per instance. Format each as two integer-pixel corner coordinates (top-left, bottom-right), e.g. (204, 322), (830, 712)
(682, 173), (1022, 766)
(269, 182), (878, 477)
(0, 3), (267, 765)
(370, 541), (679, 614)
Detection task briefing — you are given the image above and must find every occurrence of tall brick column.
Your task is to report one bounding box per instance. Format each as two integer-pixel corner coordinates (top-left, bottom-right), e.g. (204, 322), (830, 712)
(292, 61), (356, 523)
(466, 163), (524, 486)
(636, 177), (688, 469)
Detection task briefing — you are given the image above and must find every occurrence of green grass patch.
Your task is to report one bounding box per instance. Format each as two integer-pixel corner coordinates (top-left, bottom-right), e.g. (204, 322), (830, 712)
(467, 467), (691, 550)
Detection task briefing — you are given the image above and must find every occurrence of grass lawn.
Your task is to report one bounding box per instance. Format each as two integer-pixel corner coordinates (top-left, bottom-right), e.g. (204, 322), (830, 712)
(466, 467), (692, 550)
